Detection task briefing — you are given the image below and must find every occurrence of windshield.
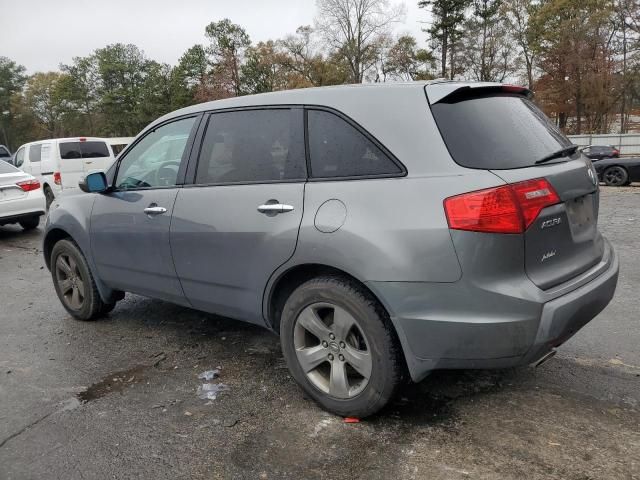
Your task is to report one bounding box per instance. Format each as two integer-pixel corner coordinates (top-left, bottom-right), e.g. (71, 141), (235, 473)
(430, 93), (572, 170)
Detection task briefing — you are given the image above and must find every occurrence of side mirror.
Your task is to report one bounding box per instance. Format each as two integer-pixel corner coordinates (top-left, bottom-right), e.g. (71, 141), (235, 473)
(79, 171), (108, 193)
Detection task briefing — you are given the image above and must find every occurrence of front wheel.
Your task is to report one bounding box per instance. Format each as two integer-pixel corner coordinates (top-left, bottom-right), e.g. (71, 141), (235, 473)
(50, 239), (111, 321)
(280, 276), (403, 418)
(603, 166), (628, 186)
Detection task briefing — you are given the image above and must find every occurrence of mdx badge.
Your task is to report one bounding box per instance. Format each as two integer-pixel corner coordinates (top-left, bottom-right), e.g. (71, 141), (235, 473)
(541, 250), (557, 262)
(541, 217), (562, 229)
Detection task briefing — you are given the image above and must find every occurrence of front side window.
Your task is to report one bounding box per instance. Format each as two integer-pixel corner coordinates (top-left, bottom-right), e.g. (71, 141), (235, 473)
(15, 148), (24, 167)
(195, 109), (305, 185)
(115, 117), (197, 189)
(29, 144), (42, 163)
(307, 110), (402, 178)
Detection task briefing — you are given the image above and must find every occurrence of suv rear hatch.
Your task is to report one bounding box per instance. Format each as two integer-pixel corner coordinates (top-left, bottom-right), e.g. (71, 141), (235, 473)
(427, 84), (603, 290)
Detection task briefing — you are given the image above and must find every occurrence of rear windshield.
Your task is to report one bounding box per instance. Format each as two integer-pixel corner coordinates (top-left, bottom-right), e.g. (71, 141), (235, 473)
(60, 141), (110, 159)
(0, 161), (18, 174)
(0, 146), (10, 157)
(430, 93), (572, 170)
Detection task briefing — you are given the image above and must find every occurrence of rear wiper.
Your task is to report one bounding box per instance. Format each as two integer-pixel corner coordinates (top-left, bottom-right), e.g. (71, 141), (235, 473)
(535, 145), (579, 165)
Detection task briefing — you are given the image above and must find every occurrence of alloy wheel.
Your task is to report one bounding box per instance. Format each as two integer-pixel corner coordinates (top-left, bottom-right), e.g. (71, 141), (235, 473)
(55, 254), (85, 310)
(293, 302), (372, 399)
(604, 167), (626, 186)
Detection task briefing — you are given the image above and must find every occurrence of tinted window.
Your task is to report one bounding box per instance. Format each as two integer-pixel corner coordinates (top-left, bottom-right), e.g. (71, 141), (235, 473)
(60, 142), (82, 159)
(431, 93), (572, 170)
(81, 141), (110, 158)
(196, 109), (305, 184)
(60, 141), (110, 159)
(0, 146), (10, 157)
(0, 161), (18, 174)
(307, 110), (401, 178)
(115, 117), (196, 189)
(29, 144), (42, 162)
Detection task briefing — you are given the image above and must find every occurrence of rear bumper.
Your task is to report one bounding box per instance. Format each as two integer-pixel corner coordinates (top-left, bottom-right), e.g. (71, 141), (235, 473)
(0, 192), (46, 225)
(367, 238), (619, 382)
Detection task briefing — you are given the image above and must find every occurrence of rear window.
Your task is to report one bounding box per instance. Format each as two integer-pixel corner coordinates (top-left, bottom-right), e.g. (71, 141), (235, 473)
(60, 141), (110, 159)
(430, 93), (572, 170)
(0, 146), (10, 157)
(0, 161), (18, 174)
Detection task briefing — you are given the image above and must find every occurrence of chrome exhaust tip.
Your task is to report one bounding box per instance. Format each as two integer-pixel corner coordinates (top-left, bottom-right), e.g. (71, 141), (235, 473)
(535, 349), (557, 368)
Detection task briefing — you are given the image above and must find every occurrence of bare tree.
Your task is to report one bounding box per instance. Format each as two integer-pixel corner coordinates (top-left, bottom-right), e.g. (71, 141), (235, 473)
(503, 0), (537, 89)
(315, 0), (406, 83)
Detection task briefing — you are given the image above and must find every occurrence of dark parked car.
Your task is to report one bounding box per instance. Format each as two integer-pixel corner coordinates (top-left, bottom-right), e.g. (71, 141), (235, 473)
(582, 145), (620, 160)
(44, 82), (619, 417)
(0, 145), (12, 162)
(592, 156), (640, 186)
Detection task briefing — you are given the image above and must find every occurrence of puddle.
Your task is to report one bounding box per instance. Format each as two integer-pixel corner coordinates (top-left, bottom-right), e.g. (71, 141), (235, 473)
(77, 365), (147, 403)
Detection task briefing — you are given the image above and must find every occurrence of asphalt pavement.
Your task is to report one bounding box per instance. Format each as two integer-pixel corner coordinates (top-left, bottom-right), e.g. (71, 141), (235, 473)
(0, 186), (638, 479)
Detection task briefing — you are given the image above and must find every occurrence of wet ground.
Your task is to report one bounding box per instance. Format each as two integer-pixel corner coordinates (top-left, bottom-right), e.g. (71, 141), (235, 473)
(0, 186), (639, 479)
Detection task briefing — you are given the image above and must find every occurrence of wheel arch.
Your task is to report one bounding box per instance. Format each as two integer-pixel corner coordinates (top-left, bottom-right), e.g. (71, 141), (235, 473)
(43, 227), (72, 270)
(265, 263), (387, 333)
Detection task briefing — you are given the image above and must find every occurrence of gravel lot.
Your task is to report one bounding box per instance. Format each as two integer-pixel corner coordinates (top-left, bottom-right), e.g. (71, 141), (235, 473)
(0, 186), (639, 480)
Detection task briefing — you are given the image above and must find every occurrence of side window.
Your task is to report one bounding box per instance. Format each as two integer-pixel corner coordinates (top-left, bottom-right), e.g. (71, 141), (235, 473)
(0, 146), (10, 158)
(60, 142), (82, 159)
(15, 148), (25, 167)
(307, 110), (402, 178)
(195, 109), (305, 185)
(81, 141), (110, 158)
(29, 144), (42, 163)
(115, 117), (197, 190)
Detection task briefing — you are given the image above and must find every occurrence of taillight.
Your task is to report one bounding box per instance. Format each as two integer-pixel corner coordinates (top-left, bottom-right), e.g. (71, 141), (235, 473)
(16, 179), (41, 192)
(444, 178), (560, 234)
(613, 149), (620, 156)
(53, 171), (61, 185)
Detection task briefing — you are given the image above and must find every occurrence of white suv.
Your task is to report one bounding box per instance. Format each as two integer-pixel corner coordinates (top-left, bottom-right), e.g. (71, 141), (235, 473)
(13, 138), (116, 208)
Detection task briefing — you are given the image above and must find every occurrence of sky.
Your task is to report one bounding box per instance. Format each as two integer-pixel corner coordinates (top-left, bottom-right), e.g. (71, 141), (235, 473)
(0, 0), (429, 73)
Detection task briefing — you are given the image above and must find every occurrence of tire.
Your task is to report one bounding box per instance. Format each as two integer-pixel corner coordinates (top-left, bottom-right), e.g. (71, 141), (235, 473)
(280, 276), (403, 418)
(603, 166), (628, 186)
(50, 239), (110, 321)
(19, 216), (40, 231)
(44, 186), (55, 210)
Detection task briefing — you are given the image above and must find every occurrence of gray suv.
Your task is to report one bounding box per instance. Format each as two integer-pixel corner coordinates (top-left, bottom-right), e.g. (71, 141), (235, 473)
(44, 82), (619, 417)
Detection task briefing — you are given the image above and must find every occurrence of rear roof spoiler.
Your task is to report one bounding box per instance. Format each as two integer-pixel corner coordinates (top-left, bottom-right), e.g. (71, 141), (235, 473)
(426, 82), (532, 104)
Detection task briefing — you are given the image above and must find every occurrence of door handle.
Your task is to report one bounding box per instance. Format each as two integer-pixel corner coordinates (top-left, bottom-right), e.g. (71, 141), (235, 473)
(257, 203), (295, 214)
(144, 206), (167, 215)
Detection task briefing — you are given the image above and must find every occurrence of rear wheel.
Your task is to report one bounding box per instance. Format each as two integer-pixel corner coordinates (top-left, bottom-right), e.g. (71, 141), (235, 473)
(44, 186), (55, 210)
(51, 239), (111, 321)
(603, 166), (628, 186)
(280, 276), (403, 418)
(19, 216), (40, 231)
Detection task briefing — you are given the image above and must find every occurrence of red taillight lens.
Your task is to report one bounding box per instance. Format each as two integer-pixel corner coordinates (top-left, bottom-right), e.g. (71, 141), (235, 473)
(613, 149), (620, 156)
(444, 178), (560, 234)
(16, 179), (41, 192)
(53, 171), (61, 185)
(510, 178), (560, 228)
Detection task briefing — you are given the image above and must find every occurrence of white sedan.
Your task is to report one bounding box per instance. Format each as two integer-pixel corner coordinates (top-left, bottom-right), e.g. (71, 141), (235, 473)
(0, 160), (46, 230)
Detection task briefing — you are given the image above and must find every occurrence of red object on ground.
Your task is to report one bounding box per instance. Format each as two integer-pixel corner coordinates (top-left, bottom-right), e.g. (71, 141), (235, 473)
(343, 417), (360, 423)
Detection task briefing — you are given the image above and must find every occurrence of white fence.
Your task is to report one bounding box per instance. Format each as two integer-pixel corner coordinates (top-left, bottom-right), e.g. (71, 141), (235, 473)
(568, 133), (640, 156)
